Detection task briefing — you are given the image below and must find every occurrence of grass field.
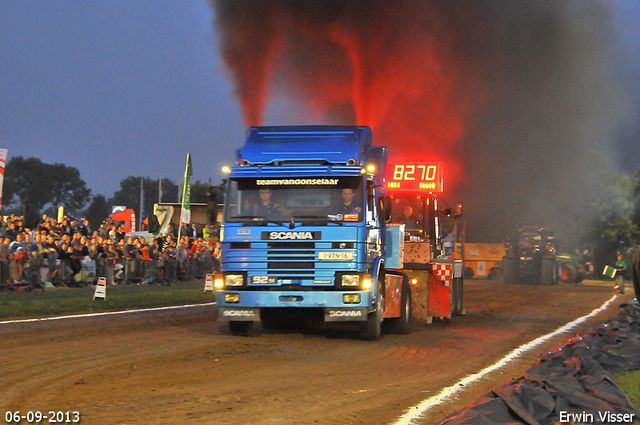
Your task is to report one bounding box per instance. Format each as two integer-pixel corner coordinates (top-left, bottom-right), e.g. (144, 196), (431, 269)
(615, 369), (640, 411)
(0, 280), (214, 320)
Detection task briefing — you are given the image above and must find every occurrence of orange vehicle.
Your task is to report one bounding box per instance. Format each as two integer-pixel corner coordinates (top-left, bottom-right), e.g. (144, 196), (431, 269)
(105, 209), (136, 232)
(454, 243), (505, 279)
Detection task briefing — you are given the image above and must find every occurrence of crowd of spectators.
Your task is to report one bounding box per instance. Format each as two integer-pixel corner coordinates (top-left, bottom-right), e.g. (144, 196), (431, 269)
(0, 213), (221, 289)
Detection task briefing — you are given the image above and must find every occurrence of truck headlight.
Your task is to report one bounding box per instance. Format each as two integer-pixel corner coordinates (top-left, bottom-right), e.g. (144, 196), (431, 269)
(362, 274), (372, 289)
(341, 274), (360, 287)
(214, 274), (224, 289)
(224, 274), (244, 287)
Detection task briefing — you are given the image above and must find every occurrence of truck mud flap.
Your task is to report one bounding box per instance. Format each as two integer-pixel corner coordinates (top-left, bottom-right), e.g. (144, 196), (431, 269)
(219, 308), (261, 321)
(324, 308), (368, 322)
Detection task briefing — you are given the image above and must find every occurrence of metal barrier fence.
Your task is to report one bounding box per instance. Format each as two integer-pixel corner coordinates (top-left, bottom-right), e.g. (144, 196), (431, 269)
(0, 254), (219, 291)
(0, 261), (11, 290)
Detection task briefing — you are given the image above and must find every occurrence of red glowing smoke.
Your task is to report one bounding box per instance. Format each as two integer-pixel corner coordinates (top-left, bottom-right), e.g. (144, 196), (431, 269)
(212, 2), (480, 187)
(212, 1), (625, 241)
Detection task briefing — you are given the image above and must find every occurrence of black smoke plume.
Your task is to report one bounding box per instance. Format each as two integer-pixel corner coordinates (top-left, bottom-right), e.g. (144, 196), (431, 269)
(212, 0), (631, 243)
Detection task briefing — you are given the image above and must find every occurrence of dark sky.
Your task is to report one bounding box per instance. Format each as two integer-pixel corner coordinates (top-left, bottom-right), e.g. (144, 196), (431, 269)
(1, 1), (246, 199)
(1, 1), (639, 229)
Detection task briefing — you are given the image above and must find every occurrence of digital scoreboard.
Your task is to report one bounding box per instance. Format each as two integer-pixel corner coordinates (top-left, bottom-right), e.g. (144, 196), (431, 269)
(386, 162), (443, 193)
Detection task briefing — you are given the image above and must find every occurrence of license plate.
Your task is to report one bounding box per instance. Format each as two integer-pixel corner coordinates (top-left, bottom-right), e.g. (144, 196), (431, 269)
(318, 252), (354, 261)
(251, 276), (277, 284)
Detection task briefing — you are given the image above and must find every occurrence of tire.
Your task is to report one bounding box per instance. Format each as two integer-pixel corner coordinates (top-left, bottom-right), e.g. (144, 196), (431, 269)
(392, 279), (412, 334)
(560, 264), (577, 284)
(463, 267), (474, 279)
(453, 277), (465, 316)
(488, 268), (502, 280)
(502, 256), (515, 285)
(360, 280), (384, 341)
(540, 258), (556, 286)
(229, 321), (253, 336)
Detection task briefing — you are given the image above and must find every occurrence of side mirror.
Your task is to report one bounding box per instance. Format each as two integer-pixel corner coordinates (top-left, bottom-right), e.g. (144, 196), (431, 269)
(381, 196), (392, 223)
(454, 202), (463, 218)
(206, 184), (225, 224)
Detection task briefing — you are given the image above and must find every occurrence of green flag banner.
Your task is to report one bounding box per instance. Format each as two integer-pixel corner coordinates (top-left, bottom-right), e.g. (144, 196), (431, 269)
(602, 265), (617, 279)
(180, 153), (192, 224)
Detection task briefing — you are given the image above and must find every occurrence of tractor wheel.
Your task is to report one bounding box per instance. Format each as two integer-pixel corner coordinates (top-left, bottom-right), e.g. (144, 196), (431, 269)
(560, 264), (577, 284)
(540, 258), (556, 286)
(502, 256), (515, 285)
(488, 268), (502, 280)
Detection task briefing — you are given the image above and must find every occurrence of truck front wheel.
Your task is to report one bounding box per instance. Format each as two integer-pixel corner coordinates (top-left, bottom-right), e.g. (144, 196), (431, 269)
(360, 282), (384, 340)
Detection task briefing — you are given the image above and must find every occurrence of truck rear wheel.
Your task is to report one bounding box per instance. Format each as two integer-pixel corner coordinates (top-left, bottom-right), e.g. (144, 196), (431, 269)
(391, 278), (412, 334)
(360, 282), (384, 340)
(229, 321), (253, 336)
(453, 277), (465, 316)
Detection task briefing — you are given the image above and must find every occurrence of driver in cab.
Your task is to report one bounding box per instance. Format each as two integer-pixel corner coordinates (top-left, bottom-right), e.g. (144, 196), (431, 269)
(244, 188), (282, 218)
(332, 188), (362, 219)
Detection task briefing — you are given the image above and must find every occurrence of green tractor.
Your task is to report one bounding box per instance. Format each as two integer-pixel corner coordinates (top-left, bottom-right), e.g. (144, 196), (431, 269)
(557, 253), (586, 284)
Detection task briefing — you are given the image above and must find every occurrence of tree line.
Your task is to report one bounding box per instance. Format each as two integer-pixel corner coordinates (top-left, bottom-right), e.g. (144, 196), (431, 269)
(2, 156), (215, 231)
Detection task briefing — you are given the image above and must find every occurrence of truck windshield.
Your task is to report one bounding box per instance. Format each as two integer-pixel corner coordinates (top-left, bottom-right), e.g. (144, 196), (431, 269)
(224, 177), (364, 223)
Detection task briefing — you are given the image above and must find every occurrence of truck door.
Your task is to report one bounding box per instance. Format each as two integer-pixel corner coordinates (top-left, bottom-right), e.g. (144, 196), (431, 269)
(366, 180), (382, 264)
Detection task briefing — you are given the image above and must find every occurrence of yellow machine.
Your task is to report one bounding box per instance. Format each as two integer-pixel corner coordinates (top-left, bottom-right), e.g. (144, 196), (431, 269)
(454, 243), (505, 279)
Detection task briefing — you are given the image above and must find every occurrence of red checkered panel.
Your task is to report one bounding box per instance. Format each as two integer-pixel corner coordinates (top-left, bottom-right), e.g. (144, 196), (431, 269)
(433, 264), (452, 281)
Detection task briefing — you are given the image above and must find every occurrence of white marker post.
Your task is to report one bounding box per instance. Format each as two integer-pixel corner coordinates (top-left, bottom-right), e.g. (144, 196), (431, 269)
(204, 274), (214, 292)
(93, 277), (107, 300)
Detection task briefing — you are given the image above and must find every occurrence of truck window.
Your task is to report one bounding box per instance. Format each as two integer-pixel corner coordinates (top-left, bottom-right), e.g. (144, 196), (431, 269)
(224, 177), (364, 223)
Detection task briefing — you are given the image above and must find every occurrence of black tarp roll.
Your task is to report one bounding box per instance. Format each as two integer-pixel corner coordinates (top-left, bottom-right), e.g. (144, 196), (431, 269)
(436, 302), (640, 425)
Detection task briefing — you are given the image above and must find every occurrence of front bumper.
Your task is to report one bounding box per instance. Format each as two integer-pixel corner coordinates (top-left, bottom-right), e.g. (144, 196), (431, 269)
(216, 290), (373, 322)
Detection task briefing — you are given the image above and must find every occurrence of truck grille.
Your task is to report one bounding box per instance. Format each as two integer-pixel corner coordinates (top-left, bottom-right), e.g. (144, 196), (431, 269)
(267, 242), (317, 280)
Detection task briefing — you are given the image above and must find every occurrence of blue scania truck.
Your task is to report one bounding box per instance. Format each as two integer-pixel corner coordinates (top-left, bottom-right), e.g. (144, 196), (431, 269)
(214, 126), (464, 339)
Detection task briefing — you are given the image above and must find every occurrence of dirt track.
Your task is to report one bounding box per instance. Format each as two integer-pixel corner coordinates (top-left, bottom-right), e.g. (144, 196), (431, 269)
(0, 280), (633, 425)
